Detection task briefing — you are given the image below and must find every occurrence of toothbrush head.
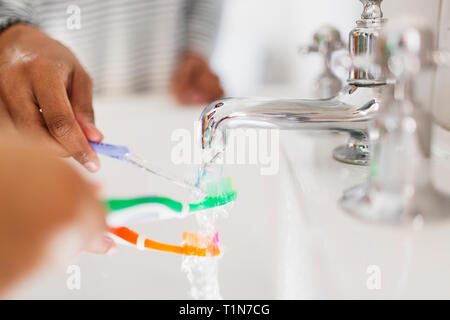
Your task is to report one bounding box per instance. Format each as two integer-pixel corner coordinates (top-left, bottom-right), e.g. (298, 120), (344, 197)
(189, 177), (237, 211)
(181, 231), (221, 257)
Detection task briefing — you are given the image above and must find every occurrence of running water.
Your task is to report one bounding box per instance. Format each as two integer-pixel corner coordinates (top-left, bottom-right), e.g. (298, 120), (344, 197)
(181, 208), (226, 299)
(181, 146), (230, 299)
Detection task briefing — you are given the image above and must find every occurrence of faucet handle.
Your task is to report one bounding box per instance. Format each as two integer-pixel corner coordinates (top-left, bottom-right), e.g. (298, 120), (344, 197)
(341, 17), (450, 224)
(376, 18), (436, 78)
(299, 26), (346, 98)
(299, 25), (345, 57)
(360, 0), (383, 20)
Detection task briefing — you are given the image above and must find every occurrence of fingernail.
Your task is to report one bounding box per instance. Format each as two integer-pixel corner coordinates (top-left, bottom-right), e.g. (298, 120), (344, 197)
(103, 236), (113, 246)
(91, 125), (103, 135)
(103, 236), (116, 254)
(92, 236), (114, 254)
(95, 130), (104, 141)
(84, 161), (99, 172)
(88, 126), (104, 142)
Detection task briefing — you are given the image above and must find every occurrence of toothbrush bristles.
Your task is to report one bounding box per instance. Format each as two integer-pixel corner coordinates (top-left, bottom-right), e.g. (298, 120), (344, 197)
(182, 231), (220, 257)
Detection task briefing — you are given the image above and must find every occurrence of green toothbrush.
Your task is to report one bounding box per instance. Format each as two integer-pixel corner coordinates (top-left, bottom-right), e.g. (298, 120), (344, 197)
(90, 141), (237, 224)
(104, 177), (237, 226)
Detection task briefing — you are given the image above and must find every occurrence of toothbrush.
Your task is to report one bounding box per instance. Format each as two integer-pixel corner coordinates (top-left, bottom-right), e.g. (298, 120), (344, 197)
(92, 142), (229, 257)
(105, 177), (237, 226)
(108, 226), (221, 257)
(90, 141), (203, 195)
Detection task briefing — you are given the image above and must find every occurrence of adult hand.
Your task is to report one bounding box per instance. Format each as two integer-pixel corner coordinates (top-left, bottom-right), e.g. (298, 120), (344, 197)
(171, 52), (224, 105)
(0, 24), (102, 172)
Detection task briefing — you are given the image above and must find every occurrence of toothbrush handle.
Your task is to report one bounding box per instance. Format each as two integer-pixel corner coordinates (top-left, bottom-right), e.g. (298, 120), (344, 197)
(90, 141), (130, 160)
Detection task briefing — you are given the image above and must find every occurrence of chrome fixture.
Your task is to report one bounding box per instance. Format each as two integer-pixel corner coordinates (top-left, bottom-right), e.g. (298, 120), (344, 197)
(333, 129), (370, 165)
(333, 0), (386, 165)
(200, 0), (388, 166)
(348, 0), (387, 86)
(340, 19), (450, 224)
(299, 25), (345, 98)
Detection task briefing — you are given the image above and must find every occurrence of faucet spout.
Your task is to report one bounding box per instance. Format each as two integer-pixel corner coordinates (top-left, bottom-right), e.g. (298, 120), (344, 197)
(200, 85), (382, 150)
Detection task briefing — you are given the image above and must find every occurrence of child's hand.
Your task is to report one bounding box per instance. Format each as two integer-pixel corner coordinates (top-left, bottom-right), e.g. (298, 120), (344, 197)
(0, 135), (110, 295)
(171, 52), (224, 105)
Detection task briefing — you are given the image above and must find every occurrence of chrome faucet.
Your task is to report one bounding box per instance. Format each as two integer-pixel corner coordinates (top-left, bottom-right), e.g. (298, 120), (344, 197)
(341, 19), (450, 224)
(200, 0), (388, 165)
(299, 25), (345, 98)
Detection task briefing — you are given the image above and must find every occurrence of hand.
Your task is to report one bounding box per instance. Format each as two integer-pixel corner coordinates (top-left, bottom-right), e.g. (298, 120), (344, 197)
(0, 24), (102, 172)
(0, 135), (111, 296)
(171, 52), (224, 105)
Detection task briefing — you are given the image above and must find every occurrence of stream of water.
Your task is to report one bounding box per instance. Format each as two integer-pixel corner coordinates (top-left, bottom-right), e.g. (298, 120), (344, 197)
(181, 149), (229, 299)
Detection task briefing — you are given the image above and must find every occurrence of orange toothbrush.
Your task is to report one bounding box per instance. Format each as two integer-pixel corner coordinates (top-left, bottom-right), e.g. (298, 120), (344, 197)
(108, 226), (220, 257)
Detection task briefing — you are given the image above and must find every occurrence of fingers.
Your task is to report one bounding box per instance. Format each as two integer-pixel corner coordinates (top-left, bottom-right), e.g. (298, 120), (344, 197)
(86, 235), (115, 254)
(171, 53), (224, 105)
(171, 55), (198, 103)
(0, 100), (15, 132)
(77, 189), (114, 255)
(196, 67), (224, 101)
(70, 64), (103, 142)
(4, 90), (70, 156)
(177, 71), (224, 105)
(32, 68), (100, 172)
(0, 78), (68, 155)
(180, 89), (207, 105)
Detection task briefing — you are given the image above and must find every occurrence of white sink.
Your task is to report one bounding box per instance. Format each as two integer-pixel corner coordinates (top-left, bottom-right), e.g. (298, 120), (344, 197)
(9, 94), (450, 299)
(277, 127), (450, 299)
(9, 94), (283, 299)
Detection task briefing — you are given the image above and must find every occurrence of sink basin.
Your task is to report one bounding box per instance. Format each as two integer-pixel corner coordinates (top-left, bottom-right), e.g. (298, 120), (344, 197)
(9, 93), (450, 299)
(9, 94), (283, 299)
(277, 127), (450, 299)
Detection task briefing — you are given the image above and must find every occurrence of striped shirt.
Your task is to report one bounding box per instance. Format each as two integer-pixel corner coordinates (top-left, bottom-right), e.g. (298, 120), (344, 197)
(0, 0), (223, 94)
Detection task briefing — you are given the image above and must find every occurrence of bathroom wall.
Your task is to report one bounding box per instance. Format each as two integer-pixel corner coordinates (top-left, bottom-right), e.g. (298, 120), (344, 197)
(211, 0), (360, 96)
(433, 0), (450, 130)
(212, 0), (443, 97)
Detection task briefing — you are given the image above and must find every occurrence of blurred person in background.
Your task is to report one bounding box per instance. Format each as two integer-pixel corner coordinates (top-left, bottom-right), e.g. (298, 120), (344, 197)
(0, 0), (224, 172)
